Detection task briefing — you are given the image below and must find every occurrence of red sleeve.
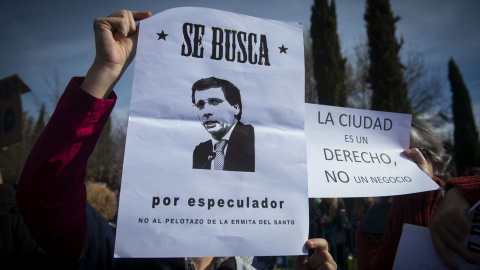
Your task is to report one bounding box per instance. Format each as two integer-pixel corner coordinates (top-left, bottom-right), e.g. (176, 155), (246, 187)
(15, 77), (116, 262)
(357, 177), (442, 270)
(445, 175), (480, 206)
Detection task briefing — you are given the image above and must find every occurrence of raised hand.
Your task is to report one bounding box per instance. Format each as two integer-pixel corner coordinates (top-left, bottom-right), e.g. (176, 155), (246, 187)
(429, 187), (480, 269)
(295, 238), (337, 270)
(81, 9), (151, 98)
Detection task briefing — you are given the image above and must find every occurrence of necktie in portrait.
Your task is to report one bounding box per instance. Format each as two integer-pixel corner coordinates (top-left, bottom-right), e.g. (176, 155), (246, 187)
(214, 140), (227, 170)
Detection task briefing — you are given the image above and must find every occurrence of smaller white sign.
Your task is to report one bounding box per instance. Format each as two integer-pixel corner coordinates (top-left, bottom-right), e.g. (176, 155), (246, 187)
(393, 201), (480, 270)
(305, 103), (440, 198)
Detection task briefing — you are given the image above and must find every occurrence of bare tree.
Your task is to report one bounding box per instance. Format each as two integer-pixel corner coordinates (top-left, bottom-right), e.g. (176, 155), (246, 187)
(44, 68), (65, 110)
(404, 49), (447, 116)
(346, 39), (445, 118)
(346, 38), (372, 109)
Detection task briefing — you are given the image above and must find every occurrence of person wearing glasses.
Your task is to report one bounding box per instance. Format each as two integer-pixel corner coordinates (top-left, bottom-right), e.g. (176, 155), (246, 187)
(192, 77), (255, 172)
(355, 117), (480, 269)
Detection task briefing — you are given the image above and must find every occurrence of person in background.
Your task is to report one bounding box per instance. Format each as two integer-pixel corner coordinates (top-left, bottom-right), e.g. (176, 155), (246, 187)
(429, 176), (480, 269)
(346, 197), (374, 227)
(85, 181), (118, 225)
(355, 117), (480, 269)
(14, 9), (337, 270)
(0, 148), (52, 268)
(309, 198), (322, 239)
(316, 198), (348, 269)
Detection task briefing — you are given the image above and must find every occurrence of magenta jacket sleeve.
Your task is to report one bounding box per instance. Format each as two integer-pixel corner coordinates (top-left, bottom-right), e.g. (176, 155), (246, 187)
(15, 77), (116, 262)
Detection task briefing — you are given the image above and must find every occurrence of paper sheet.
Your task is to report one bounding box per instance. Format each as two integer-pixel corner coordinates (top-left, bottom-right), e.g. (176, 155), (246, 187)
(115, 7), (308, 258)
(305, 104), (441, 198)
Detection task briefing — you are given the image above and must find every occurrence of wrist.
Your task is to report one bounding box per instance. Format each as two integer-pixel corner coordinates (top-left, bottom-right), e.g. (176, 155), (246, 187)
(445, 176), (480, 206)
(446, 187), (469, 210)
(81, 60), (124, 98)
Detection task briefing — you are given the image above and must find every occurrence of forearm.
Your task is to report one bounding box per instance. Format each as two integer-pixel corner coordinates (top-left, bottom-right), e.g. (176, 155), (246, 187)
(81, 59), (124, 99)
(15, 77), (116, 261)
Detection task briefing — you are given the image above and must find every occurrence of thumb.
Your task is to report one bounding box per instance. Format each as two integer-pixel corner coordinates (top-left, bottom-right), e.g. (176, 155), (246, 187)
(130, 11), (152, 21)
(403, 148), (432, 177)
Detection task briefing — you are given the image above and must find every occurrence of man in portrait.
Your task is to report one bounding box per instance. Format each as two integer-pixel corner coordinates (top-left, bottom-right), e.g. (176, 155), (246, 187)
(192, 77), (255, 172)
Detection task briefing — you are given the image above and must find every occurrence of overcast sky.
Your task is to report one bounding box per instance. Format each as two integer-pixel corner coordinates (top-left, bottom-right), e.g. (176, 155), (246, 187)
(1, 0), (478, 129)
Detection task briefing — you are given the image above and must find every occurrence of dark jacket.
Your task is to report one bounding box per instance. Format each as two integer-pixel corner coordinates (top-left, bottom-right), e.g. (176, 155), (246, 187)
(193, 122), (255, 172)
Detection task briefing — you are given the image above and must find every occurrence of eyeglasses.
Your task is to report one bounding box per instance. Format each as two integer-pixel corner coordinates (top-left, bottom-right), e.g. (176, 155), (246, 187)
(194, 98), (224, 109)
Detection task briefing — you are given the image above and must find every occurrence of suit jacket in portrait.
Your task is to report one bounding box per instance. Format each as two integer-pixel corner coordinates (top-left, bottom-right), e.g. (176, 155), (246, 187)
(192, 122), (255, 172)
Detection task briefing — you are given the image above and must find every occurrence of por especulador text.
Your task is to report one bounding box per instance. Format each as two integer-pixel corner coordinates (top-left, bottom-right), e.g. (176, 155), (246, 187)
(152, 196), (285, 210)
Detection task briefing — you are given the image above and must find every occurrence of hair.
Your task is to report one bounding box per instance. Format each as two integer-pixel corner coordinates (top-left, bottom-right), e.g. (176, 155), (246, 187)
(410, 117), (451, 176)
(86, 182), (118, 221)
(322, 198), (339, 218)
(350, 197), (374, 221)
(329, 198), (339, 218)
(191, 77), (243, 120)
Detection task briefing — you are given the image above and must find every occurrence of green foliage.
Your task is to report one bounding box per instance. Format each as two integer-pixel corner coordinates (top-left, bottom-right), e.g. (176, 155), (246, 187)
(364, 0), (411, 113)
(310, 0), (347, 106)
(448, 59), (480, 175)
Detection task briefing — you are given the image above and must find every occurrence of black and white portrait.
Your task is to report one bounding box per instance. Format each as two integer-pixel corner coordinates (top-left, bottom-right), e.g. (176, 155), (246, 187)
(191, 77), (255, 172)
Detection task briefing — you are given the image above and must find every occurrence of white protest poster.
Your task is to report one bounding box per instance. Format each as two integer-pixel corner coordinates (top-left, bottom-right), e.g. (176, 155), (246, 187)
(115, 7), (308, 258)
(393, 201), (480, 269)
(306, 103), (440, 198)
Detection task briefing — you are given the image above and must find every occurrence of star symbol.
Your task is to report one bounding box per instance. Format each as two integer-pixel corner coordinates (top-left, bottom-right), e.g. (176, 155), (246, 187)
(157, 31), (168, 41)
(278, 44), (288, 54)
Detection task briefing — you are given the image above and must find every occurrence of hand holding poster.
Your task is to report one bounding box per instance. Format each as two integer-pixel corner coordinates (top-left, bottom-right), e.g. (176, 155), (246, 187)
(306, 103), (440, 198)
(393, 201), (480, 270)
(115, 8), (308, 258)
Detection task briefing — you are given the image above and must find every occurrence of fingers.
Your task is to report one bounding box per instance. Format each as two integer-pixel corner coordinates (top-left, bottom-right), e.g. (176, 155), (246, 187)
(82, 10), (151, 98)
(403, 148), (426, 166)
(306, 238), (329, 250)
(294, 239), (329, 269)
(403, 148), (421, 160)
(113, 11), (136, 41)
(106, 10), (150, 41)
(430, 231), (458, 269)
(450, 212), (471, 240)
(402, 148), (432, 177)
(306, 239), (337, 270)
(430, 215), (480, 266)
(431, 209), (469, 241)
(294, 253), (336, 270)
(92, 9), (152, 61)
(428, 187), (480, 267)
(309, 250), (337, 270)
(131, 11), (152, 21)
(97, 10), (151, 39)
(294, 254), (308, 270)
(108, 10), (152, 21)
(430, 229), (480, 269)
